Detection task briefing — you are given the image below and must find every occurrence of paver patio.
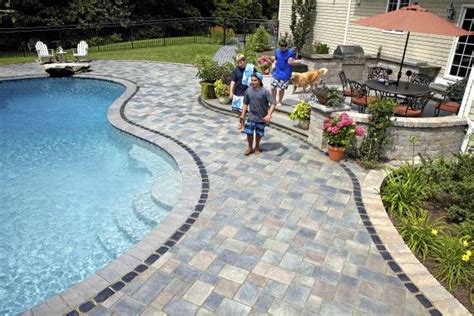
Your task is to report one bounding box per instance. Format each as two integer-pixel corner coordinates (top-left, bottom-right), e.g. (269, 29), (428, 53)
(0, 61), (456, 315)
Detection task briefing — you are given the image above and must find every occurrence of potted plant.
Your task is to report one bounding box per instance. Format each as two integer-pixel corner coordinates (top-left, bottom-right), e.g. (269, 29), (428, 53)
(289, 100), (311, 130)
(323, 112), (365, 162)
(214, 79), (231, 104)
(257, 55), (273, 75)
(446, 77), (468, 102)
(195, 56), (221, 99)
(313, 84), (344, 107)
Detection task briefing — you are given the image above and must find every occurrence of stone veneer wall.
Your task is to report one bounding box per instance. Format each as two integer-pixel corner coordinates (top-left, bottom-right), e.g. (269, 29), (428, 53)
(300, 54), (441, 87)
(309, 104), (468, 160)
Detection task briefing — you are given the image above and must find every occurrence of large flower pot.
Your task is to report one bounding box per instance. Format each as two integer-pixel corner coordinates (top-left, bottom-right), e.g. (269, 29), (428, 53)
(292, 63), (308, 73)
(200, 82), (216, 99)
(298, 119), (310, 130)
(316, 95), (328, 105)
(327, 145), (345, 162)
(218, 96), (231, 104)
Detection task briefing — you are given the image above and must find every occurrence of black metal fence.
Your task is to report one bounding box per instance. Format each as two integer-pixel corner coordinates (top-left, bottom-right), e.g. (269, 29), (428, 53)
(0, 17), (278, 58)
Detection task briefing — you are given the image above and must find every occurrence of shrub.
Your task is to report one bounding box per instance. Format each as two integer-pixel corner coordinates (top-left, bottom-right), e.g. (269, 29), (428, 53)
(302, 42), (329, 55)
(396, 210), (443, 262)
(210, 26), (235, 45)
(423, 153), (474, 223)
(315, 42), (329, 54)
(432, 235), (473, 290)
(381, 163), (430, 217)
(247, 26), (271, 52)
(195, 56), (221, 83)
(290, 0), (316, 56)
(358, 97), (396, 163)
(87, 33), (123, 46)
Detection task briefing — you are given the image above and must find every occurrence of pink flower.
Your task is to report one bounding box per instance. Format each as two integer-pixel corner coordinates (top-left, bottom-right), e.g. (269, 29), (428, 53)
(355, 126), (365, 137)
(322, 113), (364, 147)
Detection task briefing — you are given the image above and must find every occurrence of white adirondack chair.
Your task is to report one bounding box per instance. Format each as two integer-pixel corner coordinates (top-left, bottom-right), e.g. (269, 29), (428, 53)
(35, 41), (55, 64)
(73, 41), (89, 61)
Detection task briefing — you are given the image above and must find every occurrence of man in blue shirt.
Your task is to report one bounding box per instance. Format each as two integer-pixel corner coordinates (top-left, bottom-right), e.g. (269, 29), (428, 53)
(271, 39), (297, 106)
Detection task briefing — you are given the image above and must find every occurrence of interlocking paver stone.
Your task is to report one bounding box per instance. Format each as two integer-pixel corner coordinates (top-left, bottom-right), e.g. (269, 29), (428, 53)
(163, 298), (199, 315)
(284, 283), (311, 307)
(216, 298), (251, 315)
(4, 61), (436, 316)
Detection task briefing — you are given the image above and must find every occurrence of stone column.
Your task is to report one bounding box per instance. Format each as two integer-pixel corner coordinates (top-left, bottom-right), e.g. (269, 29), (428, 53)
(308, 103), (351, 150)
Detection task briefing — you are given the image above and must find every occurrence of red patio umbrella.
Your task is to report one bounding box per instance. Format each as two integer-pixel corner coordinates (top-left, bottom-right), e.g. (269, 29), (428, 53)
(353, 4), (473, 85)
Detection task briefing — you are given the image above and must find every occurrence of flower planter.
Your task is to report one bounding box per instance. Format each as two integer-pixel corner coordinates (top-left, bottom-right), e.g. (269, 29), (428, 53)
(316, 95), (328, 105)
(327, 145), (345, 162)
(298, 120), (310, 130)
(218, 96), (231, 104)
(292, 63), (308, 73)
(200, 82), (216, 100)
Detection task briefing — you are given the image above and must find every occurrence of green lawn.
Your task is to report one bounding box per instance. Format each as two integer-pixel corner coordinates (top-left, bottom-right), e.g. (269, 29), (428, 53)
(0, 43), (221, 65)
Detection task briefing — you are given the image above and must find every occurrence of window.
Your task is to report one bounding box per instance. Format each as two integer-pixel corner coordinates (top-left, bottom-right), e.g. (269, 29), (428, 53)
(386, 0), (410, 12)
(448, 7), (473, 79)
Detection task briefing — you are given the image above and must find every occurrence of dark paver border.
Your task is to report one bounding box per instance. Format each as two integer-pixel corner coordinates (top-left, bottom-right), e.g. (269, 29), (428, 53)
(61, 76), (211, 314)
(200, 95), (443, 315)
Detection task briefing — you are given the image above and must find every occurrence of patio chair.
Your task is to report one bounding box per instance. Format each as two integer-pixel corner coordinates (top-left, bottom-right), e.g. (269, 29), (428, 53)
(368, 66), (390, 80)
(393, 94), (431, 117)
(410, 73), (434, 87)
(434, 94), (461, 116)
(73, 41), (89, 62)
(338, 71), (352, 97)
(348, 80), (375, 113)
(35, 41), (55, 64)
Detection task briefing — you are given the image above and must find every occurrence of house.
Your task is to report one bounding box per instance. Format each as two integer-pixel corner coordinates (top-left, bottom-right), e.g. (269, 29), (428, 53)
(278, 0), (474, 150)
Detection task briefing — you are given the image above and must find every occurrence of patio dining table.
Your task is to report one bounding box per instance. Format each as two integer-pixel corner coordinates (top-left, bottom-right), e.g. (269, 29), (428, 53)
(365, 79), (431, 98)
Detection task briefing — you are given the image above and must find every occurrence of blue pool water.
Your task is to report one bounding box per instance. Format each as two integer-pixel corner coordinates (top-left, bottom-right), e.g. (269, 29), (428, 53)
(0, 78), (182, 315)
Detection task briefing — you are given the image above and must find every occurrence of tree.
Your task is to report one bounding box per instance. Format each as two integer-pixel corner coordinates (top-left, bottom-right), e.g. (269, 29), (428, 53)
(65, 0), (130, 25)
(290, 0), (315, 57)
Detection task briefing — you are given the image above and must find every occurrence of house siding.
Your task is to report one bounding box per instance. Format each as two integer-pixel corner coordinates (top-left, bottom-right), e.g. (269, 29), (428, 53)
(278, 0), (473, 80)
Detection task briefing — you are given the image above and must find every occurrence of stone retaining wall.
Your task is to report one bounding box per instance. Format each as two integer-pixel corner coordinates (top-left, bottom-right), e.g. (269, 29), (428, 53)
(300, 54), (441, 87)
(309, 104), (468, 160)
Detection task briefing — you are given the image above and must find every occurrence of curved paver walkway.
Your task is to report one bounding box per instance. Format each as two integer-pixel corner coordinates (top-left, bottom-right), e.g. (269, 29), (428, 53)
(0, 61), (452, 316)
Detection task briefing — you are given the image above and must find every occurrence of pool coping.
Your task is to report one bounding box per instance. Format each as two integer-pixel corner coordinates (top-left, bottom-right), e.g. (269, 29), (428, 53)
(5, 74), (208, 316)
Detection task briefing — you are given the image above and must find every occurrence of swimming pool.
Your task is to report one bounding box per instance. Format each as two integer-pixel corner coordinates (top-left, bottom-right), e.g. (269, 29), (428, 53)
(0, 78), (182, 315)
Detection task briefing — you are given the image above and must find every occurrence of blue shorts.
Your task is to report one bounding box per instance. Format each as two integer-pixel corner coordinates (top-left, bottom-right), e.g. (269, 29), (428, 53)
(243, 120), (266, 137)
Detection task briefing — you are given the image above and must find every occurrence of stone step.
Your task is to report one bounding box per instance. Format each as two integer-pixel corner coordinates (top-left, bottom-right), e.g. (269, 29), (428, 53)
(96, 224), (132, 259)
(128, 144), (178, 177)
(151, 171), (182, 209)
(113, 205), (154, 244)
(132, 191), (170, 227)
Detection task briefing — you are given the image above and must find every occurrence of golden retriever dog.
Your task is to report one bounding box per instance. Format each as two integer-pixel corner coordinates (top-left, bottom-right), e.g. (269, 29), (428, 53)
(291, 68), (328, 93)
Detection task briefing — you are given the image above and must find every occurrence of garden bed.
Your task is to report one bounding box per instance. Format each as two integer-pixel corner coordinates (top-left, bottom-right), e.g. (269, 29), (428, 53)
(381, 154), (473, 313)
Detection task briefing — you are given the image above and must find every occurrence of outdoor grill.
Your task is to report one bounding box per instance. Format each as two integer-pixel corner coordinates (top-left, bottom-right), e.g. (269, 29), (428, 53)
(334, 45), (365, 60)
(334, 45), (366, 81)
